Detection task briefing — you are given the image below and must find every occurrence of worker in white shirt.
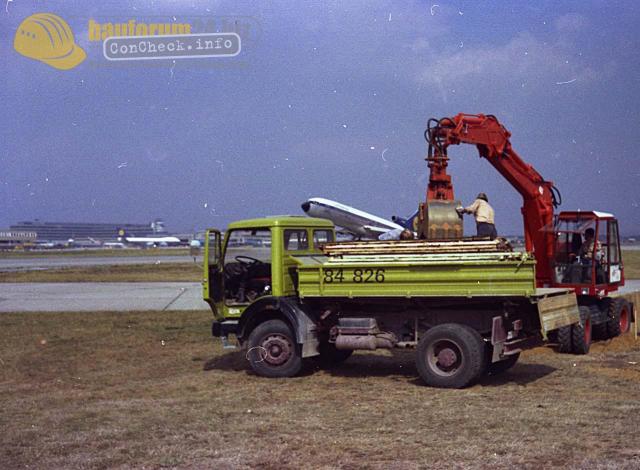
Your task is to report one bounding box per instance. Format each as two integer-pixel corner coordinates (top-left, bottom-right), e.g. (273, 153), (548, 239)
(457, 192), (497, 239)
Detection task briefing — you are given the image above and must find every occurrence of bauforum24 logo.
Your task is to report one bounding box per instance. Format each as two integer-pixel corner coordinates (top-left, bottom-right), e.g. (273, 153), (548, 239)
(14, 12), (242, 70)
(14, 13), (86, 70)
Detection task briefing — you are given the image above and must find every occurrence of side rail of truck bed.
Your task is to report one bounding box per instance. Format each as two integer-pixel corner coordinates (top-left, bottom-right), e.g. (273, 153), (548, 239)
(293, 251), (536, 298)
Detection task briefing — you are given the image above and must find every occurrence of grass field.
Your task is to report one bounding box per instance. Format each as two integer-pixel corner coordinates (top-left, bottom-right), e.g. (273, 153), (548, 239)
(0, 247), (191, 258)
(0, 263), (202, 282)
(623, 250), (640, 279)
(2, 310), (640, 469)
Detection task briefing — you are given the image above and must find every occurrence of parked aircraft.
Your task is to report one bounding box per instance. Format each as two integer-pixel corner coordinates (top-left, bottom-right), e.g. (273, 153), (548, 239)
(117, 229), (182, 247)
(301, 197), (417, 239)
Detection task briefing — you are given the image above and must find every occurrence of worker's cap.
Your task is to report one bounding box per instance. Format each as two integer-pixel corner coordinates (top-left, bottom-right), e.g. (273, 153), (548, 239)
(14, 13), (86, 70)
(476, 192), (488, 202)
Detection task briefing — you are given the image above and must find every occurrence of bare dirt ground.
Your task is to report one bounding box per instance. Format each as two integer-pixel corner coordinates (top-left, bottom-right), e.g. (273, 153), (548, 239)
(1, 310), (640, 469)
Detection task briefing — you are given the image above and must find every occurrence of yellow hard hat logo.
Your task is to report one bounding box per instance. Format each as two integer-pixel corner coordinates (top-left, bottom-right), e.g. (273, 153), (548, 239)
(14, 13), (86, 70)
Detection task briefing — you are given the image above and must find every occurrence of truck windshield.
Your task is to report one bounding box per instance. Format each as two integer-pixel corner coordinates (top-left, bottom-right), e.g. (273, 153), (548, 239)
(224, 229), (272, 263)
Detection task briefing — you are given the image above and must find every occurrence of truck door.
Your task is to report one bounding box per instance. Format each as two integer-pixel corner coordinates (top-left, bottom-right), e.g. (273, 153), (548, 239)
(204, 229), (224, 303)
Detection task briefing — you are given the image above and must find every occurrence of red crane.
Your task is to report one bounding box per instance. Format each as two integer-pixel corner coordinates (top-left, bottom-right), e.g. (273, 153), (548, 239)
(422, 113), (631, 354)
(425, 113), (559, 285)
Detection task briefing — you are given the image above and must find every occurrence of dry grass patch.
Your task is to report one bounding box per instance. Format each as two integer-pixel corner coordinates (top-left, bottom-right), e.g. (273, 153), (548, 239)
(0, 248), (191, 258)
(1, 311), (640, 469)
(622, 250), (640, 279)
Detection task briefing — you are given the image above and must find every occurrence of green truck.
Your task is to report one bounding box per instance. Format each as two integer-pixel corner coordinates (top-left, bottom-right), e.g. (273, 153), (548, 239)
(203, 216), (580, 388)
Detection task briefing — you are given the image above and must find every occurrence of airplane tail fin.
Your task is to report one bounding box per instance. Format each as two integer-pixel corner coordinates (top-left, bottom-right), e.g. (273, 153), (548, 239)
(392, 210), (419, 231)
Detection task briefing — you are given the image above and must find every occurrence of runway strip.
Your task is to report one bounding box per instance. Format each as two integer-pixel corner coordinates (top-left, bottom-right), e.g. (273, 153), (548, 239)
(0, 282), (209, 312)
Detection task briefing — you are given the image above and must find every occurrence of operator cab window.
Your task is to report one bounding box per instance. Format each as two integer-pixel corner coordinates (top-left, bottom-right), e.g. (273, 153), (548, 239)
(223, 229), (272, 304)
(553, 219), (604, 284)
(283, 229), (309, 251)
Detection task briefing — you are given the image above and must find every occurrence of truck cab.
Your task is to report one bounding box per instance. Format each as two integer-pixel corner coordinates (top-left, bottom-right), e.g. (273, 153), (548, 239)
(203, 216), (335, 341)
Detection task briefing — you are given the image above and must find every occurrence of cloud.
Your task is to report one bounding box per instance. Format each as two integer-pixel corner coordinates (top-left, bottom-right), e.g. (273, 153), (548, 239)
(554, 13), (589, 33)
(416, 30), (602, 91)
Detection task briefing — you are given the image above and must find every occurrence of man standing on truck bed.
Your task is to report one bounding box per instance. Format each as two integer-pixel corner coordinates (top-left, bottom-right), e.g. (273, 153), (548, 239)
(458, 193), (497, 239)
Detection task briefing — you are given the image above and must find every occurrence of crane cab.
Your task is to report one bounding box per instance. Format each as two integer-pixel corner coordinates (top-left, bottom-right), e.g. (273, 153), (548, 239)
(551, 211), (624, 297)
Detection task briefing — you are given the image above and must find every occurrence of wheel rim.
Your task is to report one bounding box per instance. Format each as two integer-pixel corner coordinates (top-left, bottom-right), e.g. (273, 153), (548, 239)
(619, 305), (630, 333)
(584, 317), (591, 344)
(426, 339), (463, 377)
(260, 334), (293, 366)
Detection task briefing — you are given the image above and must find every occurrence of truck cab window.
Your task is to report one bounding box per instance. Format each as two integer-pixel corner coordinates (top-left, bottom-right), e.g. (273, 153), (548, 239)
(223, 229), (272, 304)
(313, 229), (334, 248)
(284, 229), (309, 251)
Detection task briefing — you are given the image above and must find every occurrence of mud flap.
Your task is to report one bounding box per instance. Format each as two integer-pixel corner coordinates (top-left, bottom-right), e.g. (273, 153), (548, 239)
(286, 301), (320, 358)
(294, 309), (320, 358)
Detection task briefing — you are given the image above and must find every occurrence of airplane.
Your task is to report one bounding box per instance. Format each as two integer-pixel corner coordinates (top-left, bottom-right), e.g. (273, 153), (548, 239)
(67, 237), (102, 248)
(117, 229), (182, 247)
(301, 197), (418, 239)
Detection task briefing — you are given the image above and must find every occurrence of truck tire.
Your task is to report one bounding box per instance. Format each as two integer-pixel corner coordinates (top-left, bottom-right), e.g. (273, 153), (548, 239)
(246, 319), (302, 378)
(571, 306), (592, 354)
(416, 324), (487, 389)
(317, 342), (353, 366)
(487, 352), (520, 376)
(607, 298), (631, 337)
(557, 326), (572, 353)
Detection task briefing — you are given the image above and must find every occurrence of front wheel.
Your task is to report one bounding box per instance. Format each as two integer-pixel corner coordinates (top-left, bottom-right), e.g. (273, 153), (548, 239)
(247, 319), (302, 378)
(607, 298), (631, 337)
(571, 306), (592, 354)
(416, 324), (487, 389)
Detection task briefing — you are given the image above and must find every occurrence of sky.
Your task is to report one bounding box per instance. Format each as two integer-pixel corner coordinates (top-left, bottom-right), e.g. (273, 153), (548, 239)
(1, 0), (640, 236)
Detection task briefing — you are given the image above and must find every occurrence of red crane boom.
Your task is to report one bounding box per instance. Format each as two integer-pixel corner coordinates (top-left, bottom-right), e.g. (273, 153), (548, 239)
(425, 113), (560, 285)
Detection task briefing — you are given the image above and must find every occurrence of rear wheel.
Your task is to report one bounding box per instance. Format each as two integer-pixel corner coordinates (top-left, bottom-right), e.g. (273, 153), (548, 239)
(571, 306), (592, 354)
(607, 298), (631, 337)
(247, 319), (302, 378)
(416, 324), (487, 389)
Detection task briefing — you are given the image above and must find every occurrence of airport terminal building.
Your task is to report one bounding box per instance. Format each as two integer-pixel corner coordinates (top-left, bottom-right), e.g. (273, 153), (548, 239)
(10, 220), (166, 241)
(0, 230), (38, 248)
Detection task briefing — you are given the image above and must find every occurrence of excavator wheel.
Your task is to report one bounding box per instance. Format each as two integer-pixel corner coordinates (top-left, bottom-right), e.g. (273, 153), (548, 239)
(607, 298), (631, 337)
(591, 305), (609, 340)
(571, 306), (592, 355)
(557, 325), (572, 353)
